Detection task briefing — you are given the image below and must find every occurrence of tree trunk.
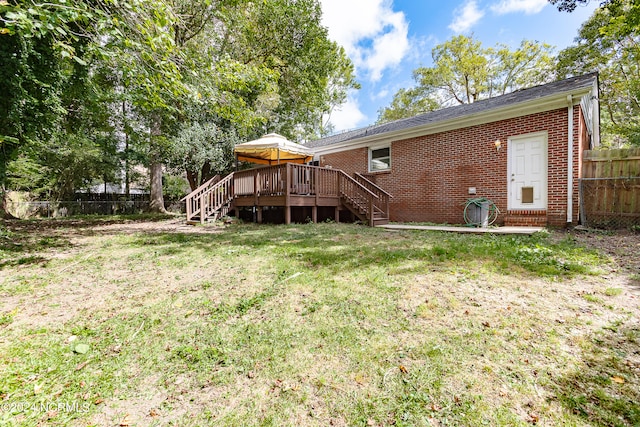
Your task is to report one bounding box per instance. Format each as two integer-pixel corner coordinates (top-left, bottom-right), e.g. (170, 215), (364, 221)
(148, 113), (168, 214)
(0, 188), (17, 219)
(200, 161), (214, 186)
(186, 170), (198, 191)
(124, 100), (130, 198)
(149, 161), (167, 213)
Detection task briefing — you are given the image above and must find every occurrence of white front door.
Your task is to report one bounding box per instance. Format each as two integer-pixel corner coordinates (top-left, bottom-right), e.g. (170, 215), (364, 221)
(508, 133), (548, 210)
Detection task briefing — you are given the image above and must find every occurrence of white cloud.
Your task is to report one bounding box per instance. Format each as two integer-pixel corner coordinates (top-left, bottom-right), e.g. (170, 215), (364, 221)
(319, 0), (410, 83)
(448, 1), (485, 33)
(490, 0), (548, 15)
(374, 89), (390, 100)
(325, 94), (368, 132)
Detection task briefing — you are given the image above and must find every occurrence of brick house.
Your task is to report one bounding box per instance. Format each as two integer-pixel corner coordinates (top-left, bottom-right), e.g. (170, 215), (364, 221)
(307, 73), (600, 227)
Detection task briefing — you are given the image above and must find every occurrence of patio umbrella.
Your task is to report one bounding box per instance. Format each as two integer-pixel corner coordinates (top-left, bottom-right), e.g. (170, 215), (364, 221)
(234, 133), (313, 165)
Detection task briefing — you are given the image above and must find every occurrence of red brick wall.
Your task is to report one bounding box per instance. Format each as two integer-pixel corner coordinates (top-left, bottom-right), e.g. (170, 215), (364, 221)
(320, 147), (367, 176)
(320, 107), (586, 226)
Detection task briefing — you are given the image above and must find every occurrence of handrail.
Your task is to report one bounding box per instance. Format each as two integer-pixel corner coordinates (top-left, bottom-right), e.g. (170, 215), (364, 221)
(354, 173), (393, 198)
(339, 171), (379, 199)
(353, 173), (392, 222)
(184, 173), (233, 223)
(180, 174), (220, 202)
(183, 165), (390, 226)
(338, 171), (379, 226)
(200, 172), (234, 223)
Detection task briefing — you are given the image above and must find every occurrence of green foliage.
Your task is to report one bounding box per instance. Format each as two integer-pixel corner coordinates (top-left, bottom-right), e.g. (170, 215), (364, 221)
(166, 121), (238, 182)
(556, 0), (640, 146)
(549, 0), (618, 12)
(223, 0), (359, 139)
(377, 35), (555, 123)
(1, 0), (358, 207)
(5, 155), (49, 196)
(377, 87), (440, 123)
(162, 174), (190, 200)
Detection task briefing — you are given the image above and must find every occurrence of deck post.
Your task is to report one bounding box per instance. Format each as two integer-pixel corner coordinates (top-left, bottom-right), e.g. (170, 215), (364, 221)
(335, 206), (340, 223)
(257, 206), (263, 224)
(285, 163), (291, 224)
(312, 206), (317, 223)
(186, 195), (192, 221)
(200, 194), (205, 224)
(314, 167), (320, 204)
(369, 199), (375, 227)
(254, 170), (259, 205)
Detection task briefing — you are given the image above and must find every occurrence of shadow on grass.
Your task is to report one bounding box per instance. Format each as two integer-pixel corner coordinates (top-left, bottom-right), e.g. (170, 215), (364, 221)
(0, 255), (49, 269)
(551, 321), (640, 427)
(0, 227), (69, 270)
(126, 223), (607, 278)
(0, 215), (174, 268)
(1, 214), (172, 234)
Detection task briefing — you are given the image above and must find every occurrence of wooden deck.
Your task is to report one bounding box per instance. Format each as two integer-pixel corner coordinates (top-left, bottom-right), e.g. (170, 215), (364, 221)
(185, 163), (392, 226)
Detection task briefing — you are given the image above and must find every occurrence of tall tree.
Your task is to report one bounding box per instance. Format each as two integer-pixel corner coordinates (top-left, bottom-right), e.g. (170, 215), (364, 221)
(377, 35), (555, 123)
(556, 0), (640, 145)
(163, 0), (358, 189)
(0, 0), (118, 214)
(1, 0), (359, 214)
(222, 0), (359, 140)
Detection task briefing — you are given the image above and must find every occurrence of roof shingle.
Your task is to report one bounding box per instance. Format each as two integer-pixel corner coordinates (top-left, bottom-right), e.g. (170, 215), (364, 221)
(306, 73), (597, 149)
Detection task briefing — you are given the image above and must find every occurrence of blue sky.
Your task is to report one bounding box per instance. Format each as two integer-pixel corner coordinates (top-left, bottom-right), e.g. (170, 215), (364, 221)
(318, 0), (600, 132)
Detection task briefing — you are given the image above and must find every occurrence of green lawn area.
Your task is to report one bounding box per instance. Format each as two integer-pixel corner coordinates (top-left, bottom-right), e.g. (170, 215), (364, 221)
(1, 218), (638, 426)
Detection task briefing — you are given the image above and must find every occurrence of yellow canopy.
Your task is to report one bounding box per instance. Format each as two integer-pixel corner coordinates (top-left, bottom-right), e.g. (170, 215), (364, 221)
(234, 133), (313, 165)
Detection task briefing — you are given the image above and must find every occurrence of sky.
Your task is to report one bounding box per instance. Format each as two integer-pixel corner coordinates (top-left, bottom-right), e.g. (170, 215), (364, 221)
(318, 0), (600, 133)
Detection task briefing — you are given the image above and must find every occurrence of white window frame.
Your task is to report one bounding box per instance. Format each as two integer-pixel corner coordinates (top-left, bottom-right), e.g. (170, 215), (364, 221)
(368, 146), (391, 172)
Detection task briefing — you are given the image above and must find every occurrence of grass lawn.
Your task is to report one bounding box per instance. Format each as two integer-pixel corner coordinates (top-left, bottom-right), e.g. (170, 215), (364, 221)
(1, 217), (639, 426)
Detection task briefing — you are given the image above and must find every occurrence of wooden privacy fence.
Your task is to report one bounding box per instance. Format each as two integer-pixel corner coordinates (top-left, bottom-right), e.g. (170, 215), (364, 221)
(580, 148), (640, 228)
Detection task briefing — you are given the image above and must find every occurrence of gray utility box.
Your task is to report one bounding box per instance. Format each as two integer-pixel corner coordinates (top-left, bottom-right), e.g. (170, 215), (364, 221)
(467, 200), (490, 227)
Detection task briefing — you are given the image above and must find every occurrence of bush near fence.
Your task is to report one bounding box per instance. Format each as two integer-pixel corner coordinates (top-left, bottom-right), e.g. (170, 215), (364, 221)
(8, 193), (185, 218)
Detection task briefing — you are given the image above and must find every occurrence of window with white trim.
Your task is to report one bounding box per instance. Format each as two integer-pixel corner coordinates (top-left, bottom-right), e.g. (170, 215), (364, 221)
(369, 147), (391, 172)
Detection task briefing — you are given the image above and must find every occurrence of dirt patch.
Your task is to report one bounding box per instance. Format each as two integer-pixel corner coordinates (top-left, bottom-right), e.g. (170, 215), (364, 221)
(571, 228), (640, 278)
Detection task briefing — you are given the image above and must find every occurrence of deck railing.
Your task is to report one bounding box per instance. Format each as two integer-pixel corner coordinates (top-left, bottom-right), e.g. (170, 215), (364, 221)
(354, 173), (392, 221)
(184, 175), (220, 222)
(234, 163), (343, 198)
(338, 171), (379, 226)
(184, 163), (389, 225)
(185, 173), (235, 223)
(202, 173), (234, 222)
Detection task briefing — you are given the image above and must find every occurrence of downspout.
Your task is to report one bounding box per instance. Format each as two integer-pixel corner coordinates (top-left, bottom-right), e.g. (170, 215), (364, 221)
(566, 95), (574, 224)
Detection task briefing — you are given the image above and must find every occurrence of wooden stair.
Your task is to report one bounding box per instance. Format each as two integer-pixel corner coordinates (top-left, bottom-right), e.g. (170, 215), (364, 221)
(338, 171), (391, 226)
(184, 173), (234, 224)
(341, 194), (389, 226)
(182, 164), (393, 226)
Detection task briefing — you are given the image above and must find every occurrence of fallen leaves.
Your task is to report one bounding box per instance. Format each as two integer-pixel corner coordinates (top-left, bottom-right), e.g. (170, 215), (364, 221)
(75, 360), (89, 371)
(119, 414), (131, 426)
(611, 375), (625, 384)
(72, 343), (90, 354)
